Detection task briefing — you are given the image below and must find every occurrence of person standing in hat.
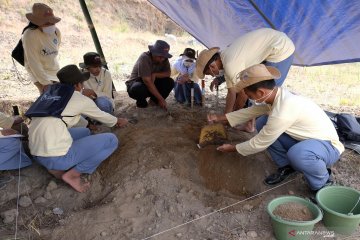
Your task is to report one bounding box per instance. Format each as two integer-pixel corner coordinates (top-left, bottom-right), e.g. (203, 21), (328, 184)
(196, 28), (295, 132)
(28, 65), (128, 193)
(171, 48), (202, 105)
(22, 3), (62, 94)
(126, 40), (174, 109)
(207, 64), (344, 192)
(79, 52), (115, 114)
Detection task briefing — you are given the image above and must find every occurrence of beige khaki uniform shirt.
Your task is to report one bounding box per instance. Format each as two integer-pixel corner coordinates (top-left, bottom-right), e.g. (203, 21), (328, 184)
(226, 88), (344, 156)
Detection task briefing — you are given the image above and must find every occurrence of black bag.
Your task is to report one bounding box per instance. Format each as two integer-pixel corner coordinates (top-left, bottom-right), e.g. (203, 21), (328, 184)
(11, 39), (25, 66)
(25, 83), (75, 119)
(336, 113), (360, 142)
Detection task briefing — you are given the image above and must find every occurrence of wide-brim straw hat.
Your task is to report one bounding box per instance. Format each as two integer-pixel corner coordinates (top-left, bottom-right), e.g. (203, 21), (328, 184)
(234, 64), (281, 92)
(26, 3), (61, 26)
(195, 47), (220, 79)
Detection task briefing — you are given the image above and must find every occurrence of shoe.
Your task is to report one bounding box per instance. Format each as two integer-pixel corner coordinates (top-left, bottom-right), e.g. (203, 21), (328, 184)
(264, 165), (296, 186)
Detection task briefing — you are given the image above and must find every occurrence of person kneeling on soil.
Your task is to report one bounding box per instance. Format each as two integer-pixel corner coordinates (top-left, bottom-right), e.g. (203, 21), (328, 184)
(0, 112), (32, 172)
(171, 48), (202, 105)
(207, 64), (344, 192)
(79, 52), (115, 114)
(126, 40), (174, 109)
(28, 65), (128, 193)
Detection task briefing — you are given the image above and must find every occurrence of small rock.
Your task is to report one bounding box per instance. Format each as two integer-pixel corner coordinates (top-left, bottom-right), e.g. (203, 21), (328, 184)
(148, 227), (152, 231)
(59, 219), (66, 225)
(194, 214), (200, 219)
(19, 196), (32, 207)
(288, 190), (295, 195)
(243, 204), (253, 211)
(46, 180), (57, 192)
(44, 209), (52, 216)
(181, 212), (185, 217)
(156, 211), (161, 217)
(175, 233), (182, 238)
(44, 192), (53, 200)
(247, 231), (258, 238)
(100, 231), (107, 237)
(134, 194), (141, 199)
(53, 207), (64, 215)
(34, 197), (47, 204)
(1, 209), (18, 224)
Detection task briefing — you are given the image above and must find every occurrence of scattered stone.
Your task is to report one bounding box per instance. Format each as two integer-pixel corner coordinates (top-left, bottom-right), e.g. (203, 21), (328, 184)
(19, 196), (32, 207)
(1, 209), (18, 224)
(156, 211), (161, 217)
(181, 212), (185, 217)
(148, 227), (152, 231)
(46, 180), (57, 192)
(100, 231), (107, 237)
(44, 192), (53, 200)
(247, 231), (258, 238)
(44, 209), (52, 216)
(169, 206), (175, 213)
(53, 207), (64, 215)
(194, 214), (200, 219)
(175, 233), (182, 238)
(34, 196), (47, 204)
(243, 204), (253, 211)
(134, 194), (141, 199)
(59, 219), (66, 225)
(288, 190), (295, 195)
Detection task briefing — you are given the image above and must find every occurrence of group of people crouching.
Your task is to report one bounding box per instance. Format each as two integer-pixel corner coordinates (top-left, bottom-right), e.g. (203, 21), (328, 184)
(1, 2), (344, 194)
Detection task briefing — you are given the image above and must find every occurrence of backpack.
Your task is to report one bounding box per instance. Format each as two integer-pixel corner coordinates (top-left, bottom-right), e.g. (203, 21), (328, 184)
(335, 113), (360, 142)
(25, 83), (75, 119)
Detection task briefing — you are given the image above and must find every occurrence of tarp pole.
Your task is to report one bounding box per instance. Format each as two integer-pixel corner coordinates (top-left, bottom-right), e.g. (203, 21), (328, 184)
(78, 0), (116, 93)
(248, 0), (277, 30)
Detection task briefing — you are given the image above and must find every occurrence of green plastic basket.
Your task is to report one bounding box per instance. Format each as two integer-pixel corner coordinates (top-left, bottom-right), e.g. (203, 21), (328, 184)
(267, 196), (323, 240)
(316, 186), (360, 235)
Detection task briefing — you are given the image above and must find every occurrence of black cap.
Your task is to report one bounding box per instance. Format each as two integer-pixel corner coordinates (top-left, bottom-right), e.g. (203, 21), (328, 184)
(57, 64), (90, 85)
(180, 48), (196, 59)
(148, 40), (172, 58)
(79, 52), (106, 68)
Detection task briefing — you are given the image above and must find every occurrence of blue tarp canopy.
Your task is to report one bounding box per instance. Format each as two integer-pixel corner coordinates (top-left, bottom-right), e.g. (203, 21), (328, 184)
(148, 0), (360, 66)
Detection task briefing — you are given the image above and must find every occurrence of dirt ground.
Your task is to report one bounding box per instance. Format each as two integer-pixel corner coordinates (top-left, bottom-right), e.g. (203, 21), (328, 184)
(0, 90), (360, 240)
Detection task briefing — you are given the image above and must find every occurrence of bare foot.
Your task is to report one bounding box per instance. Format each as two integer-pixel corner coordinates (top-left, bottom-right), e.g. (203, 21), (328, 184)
(62, 169), (90, 193)
(48, 170), (65, 179)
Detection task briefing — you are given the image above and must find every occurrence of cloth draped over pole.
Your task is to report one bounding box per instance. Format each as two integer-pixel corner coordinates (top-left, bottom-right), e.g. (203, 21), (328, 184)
(148, 0), (360, 66)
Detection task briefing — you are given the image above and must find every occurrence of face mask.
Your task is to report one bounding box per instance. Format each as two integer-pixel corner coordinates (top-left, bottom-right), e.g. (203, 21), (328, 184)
(250, 89), (275, 106)
(42, 25), (56, 35)
(183, 60), (194, 68)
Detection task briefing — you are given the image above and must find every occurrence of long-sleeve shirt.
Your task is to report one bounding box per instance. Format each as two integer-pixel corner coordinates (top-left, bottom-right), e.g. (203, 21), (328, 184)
(226, 88), (344, 156)
(83, 68), (115, 108)
(29, 91), (117, 157)
(0, 112), (14, 137)
(171, 57), (199, 83)
(22, 27), (61, 85)
(221, 28), (295, 88)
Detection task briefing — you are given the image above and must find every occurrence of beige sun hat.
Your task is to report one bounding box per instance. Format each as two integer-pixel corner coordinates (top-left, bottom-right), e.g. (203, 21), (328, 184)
(26, 3), (61, 26)
(195, 47), (220, 79)
(234, 64), (281, 92)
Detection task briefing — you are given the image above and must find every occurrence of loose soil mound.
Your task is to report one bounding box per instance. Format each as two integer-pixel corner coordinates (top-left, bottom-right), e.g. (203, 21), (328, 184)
(273, 202), (314, 221)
